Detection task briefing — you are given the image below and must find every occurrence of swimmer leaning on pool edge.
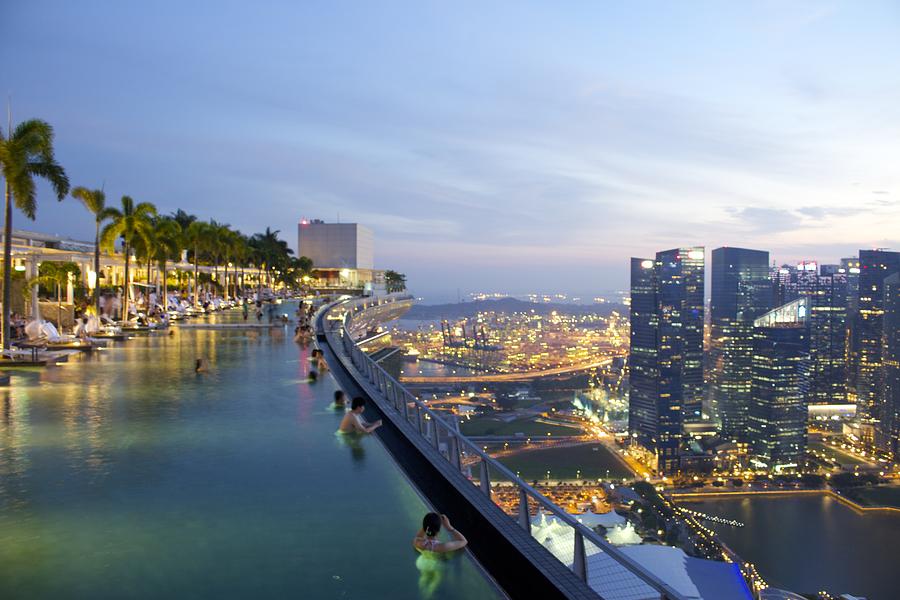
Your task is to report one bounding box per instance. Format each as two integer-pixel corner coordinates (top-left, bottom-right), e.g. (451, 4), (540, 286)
(338, 397), (382, 433)
(413, 513), (467, 553)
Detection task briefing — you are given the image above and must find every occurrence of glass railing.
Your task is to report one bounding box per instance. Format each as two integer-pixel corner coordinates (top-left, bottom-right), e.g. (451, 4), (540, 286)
(321, 294), (688, 600)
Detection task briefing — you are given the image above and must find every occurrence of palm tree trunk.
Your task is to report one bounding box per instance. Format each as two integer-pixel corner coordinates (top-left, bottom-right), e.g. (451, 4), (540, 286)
(56, 283), (62, 331)
(162, 266), (168, 311)
(193, 243), (199, 307)
(2, 181), (13, 350)
(122, 242), (130, 322)
(94, 221), (101, 315)
(223, 262), (228, 301)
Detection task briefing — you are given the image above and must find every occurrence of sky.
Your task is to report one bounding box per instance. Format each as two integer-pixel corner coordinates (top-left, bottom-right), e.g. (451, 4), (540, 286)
(3, 1), (899, 302)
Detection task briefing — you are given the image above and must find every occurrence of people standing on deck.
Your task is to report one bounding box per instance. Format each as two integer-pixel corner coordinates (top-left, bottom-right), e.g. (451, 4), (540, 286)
(338, 397), (382, 433)
(242, 299), (249, 321)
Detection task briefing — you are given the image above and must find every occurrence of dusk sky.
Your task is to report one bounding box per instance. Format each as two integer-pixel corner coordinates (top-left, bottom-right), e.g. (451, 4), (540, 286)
(4, 1), (899, 302)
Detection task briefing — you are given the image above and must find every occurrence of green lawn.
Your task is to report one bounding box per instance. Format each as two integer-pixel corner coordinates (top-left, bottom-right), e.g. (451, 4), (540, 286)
(842, 485), (900, 509)
(459, 417), (582, 437)
(808, 441), (871, 466)
(494, 443), (632, 481)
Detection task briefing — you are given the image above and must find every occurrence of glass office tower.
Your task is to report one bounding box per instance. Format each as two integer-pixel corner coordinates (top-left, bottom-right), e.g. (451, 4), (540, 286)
(748, 300), (810, 471)
(856, 250), (900, 422)
(808, 269), (850, 406)
(710, 247), (770, 439)
(629, 247), (704, 474)
(876, 273), (900, 459)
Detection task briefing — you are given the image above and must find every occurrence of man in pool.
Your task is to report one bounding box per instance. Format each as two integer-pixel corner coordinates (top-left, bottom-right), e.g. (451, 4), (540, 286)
(338, 397), (382, 434)
(413, 513), (467, 554)
(333, 390), (346, 408)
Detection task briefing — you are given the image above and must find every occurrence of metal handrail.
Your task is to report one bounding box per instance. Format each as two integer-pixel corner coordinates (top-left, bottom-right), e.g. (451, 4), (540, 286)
(323, 294), (685, 600)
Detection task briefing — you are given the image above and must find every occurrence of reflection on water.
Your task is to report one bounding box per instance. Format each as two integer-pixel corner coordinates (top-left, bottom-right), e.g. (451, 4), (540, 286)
(335, 431), (367, 464)
(0, 304), (500, 599)
(681, 494), (900, 598)
(416, 551), (444, 599)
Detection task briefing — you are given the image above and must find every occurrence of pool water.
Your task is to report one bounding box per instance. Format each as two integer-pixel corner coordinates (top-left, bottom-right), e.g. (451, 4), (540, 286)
(0, 304), (501, 599)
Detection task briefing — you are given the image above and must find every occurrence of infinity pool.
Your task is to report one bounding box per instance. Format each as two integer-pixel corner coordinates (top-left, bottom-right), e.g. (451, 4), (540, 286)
(0, 304), (501, 599)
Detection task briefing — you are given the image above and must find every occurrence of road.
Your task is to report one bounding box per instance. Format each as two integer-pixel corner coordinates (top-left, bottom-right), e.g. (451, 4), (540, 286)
(400, 357), (613, 383)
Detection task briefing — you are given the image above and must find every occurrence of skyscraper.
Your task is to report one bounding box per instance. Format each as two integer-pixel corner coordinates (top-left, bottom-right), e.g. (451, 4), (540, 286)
(710, 247), (770, 439)
(841, 257), (862, 400)
(748, 299), (810, 471)
(855, 250), (900, 423)
(807, 269), (849, 406)
(628, 247), (704, 474)
(876, 273), (900, 459)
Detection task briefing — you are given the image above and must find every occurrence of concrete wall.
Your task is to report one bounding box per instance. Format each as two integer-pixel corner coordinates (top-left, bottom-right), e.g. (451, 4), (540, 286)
(297, 222), (374, 270)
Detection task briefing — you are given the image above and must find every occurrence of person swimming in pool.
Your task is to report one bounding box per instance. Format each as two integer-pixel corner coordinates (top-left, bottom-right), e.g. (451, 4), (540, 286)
(413, 513), (468, 554)
(338, 397), (382, 433)
(333, 390), (346, 408)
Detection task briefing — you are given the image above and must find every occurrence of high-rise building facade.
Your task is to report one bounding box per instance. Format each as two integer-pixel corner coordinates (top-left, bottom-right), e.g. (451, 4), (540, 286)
(748, 299), (810, 471)
(807, 269), (849, 406)
(709, 247), (770, 438)
(855, 250), (900, 421)
(876, 273), (900, 459)
(841, 257), (861, 400)
(628, 247), (704, 474)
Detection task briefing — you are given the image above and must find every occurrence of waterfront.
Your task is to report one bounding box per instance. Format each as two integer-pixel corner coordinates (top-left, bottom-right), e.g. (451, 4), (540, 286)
(0, 305), (499, 599)
(680, 493), (900, 598)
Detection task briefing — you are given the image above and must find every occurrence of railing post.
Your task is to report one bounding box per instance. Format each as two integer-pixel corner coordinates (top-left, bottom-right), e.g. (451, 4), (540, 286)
(450, 434), (461, 469)
(479, 459), (491, 496)
(431, 419), (440, 450)
(573, 530), (587, 582)
(416, 404), (423, 434)
(518, 487), (531, 534)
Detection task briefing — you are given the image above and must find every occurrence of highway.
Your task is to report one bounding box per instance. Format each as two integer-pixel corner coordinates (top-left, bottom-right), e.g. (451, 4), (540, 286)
(400, 357), (613, 383)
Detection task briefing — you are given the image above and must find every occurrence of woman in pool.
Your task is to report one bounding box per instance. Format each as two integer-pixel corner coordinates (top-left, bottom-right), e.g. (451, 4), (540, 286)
(413, 513), (467, 554)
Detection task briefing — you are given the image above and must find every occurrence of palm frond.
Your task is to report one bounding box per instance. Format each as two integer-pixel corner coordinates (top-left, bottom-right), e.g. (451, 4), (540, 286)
(28, 160), (69, 200)
(100, 221), (125, 252)
(12, 120), (54, 156)
(71, 186), (106, 217)
(12, 172), (37, 219)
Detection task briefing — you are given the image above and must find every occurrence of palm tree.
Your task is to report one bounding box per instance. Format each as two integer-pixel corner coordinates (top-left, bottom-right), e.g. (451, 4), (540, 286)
(230, 232), (250, 299)
(151, 217), (182, 311)
(207, 220), (230, 295)
(100, 196), (156, 321)
(71, 186), (108, 314)
(220, 227), (239, 300)
(29, 261), (80, 330)
(184, 220), (212, 307)
(169, 209), (196, 232)
(249, 228), (293, 289)
(385, 270), (407, 293)
(0, 118), (70, 349)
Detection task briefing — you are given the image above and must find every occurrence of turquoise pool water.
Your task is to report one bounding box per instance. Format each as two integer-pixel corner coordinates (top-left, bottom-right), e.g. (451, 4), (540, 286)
(0, 305), (501, 599)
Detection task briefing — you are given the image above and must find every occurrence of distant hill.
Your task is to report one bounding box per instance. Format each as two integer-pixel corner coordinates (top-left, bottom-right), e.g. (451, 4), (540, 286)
(404, 297), (626, 320)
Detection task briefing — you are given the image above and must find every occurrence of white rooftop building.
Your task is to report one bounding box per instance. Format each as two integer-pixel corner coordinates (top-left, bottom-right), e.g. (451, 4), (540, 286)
(297, 219), (381, 291)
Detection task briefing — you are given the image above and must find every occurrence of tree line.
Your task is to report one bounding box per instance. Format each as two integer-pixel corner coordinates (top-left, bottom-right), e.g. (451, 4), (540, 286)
(1, 117), (311, 346)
